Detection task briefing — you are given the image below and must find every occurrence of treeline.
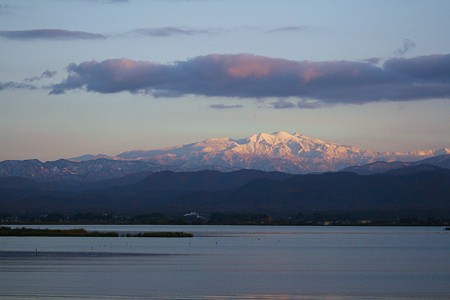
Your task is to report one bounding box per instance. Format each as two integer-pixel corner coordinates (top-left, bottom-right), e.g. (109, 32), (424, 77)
(0, 226), (118, 237)
(0, 226), (193, 238)
(1, 211), (449, 226)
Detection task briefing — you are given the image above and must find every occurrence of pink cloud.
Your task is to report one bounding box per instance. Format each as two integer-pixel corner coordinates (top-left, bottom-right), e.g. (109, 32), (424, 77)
(49, 53), (450, 105)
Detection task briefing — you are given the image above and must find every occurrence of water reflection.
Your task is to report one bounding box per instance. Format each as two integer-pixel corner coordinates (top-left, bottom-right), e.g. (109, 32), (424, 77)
(1, 226), (449, 299)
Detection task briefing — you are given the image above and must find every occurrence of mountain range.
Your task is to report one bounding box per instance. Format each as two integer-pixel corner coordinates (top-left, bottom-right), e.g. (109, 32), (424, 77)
(342, 154), (450, 175)
(89, 131), (450, 173)
(1, 167), (449, 219)
(1, 131), (449, 182)
(0, 129), (449, 219)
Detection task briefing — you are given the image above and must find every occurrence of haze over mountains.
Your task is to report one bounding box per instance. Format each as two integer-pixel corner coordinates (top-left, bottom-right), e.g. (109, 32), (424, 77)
(1, 131), (448, 183)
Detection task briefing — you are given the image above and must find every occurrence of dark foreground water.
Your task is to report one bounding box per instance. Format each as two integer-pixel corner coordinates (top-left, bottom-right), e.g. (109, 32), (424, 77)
(0, 225), (449, 299)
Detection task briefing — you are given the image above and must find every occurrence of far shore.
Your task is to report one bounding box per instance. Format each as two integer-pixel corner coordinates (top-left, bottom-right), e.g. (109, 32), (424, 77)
(0, 226), (193, 238)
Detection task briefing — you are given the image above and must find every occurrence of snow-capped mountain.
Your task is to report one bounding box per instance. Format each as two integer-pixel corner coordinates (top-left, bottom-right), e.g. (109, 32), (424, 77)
(0, 131), (448, 182)
(117, 131), (449, 173)
(0, 159), (163, 183)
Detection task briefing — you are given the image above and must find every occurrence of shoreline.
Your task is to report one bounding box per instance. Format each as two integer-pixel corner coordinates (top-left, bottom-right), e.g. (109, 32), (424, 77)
(0, 226), (193, 238)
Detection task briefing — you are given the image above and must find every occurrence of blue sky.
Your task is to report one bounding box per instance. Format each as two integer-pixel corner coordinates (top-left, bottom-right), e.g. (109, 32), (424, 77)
(0, 0), (449, 161)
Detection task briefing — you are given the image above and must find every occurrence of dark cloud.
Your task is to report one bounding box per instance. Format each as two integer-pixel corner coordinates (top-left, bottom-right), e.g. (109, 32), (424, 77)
(24, 70), (57, 82)
(49, 53), (450, 104)
(267, 26), (307, 33)
(0, 29), (106, 40)
(395, 39), (416, 56)
(271, 100), (296, 109)
(132, 27), (212, 37)
(210, 104), (243, 109)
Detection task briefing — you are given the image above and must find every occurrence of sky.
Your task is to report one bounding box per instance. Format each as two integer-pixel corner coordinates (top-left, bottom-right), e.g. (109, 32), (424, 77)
(0, 0), (449, 162)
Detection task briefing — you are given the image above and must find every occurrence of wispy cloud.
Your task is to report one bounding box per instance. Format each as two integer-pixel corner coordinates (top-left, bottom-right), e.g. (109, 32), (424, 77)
(0, 81), (36, 91)
(297, 100), (321, 109)
(271, 99), (321, 109)
(267, 26), (307, 33)
(210, 104), (243, 109)
(0, 25), (305, 42)
(0, 29), (106, 40)
(225, 25), (259, 34)
(40, 53), (450, 105)
(1, 70), (55, 91)
(24, 70), (57, 82)
(131, 27), (213, 37)
(395, 39), (416, 56)
(363, 57), (382, 65)
(271, 99), (296, 109)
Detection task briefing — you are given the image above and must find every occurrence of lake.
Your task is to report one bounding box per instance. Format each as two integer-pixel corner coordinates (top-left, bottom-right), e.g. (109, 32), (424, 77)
(0, 225), (449, 299)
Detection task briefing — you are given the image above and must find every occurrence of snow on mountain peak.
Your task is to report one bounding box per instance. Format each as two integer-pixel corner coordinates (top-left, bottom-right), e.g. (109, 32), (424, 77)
(115, 131), (447, 173)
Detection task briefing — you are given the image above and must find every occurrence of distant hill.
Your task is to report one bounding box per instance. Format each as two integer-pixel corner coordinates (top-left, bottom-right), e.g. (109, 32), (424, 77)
(1, 167), (449, 219)
(0, 158), (169, 183)
(0, 176), (42, 189)
(67, 154), (115, 162)
(342, 154), (450, 175)
(125, 169), (292, 192)
(386, 164), (446, 175)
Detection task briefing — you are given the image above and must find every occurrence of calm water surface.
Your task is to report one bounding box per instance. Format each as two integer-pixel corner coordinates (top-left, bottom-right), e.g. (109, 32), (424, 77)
(0, 225), (449, 299)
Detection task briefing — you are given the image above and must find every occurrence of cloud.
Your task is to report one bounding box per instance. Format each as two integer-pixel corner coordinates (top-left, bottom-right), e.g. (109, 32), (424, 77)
(210, 104), (243, 109)
(267, 26), (307, 33)
(131, 27), (212, 37)
(271, 99), (321, 109)
(271, 99), (296, 109)
(395, 39), (416, 56)
(49, 53), (450, 105)
(0, 27), (216, 41)
(24, 70), (57, 82)
(225, 26), (259, 34)
(297, 100), (321, 109)
(363, 57), (382, 65)
(0, 29), (106, 40)
(0, 81), (36, 91)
